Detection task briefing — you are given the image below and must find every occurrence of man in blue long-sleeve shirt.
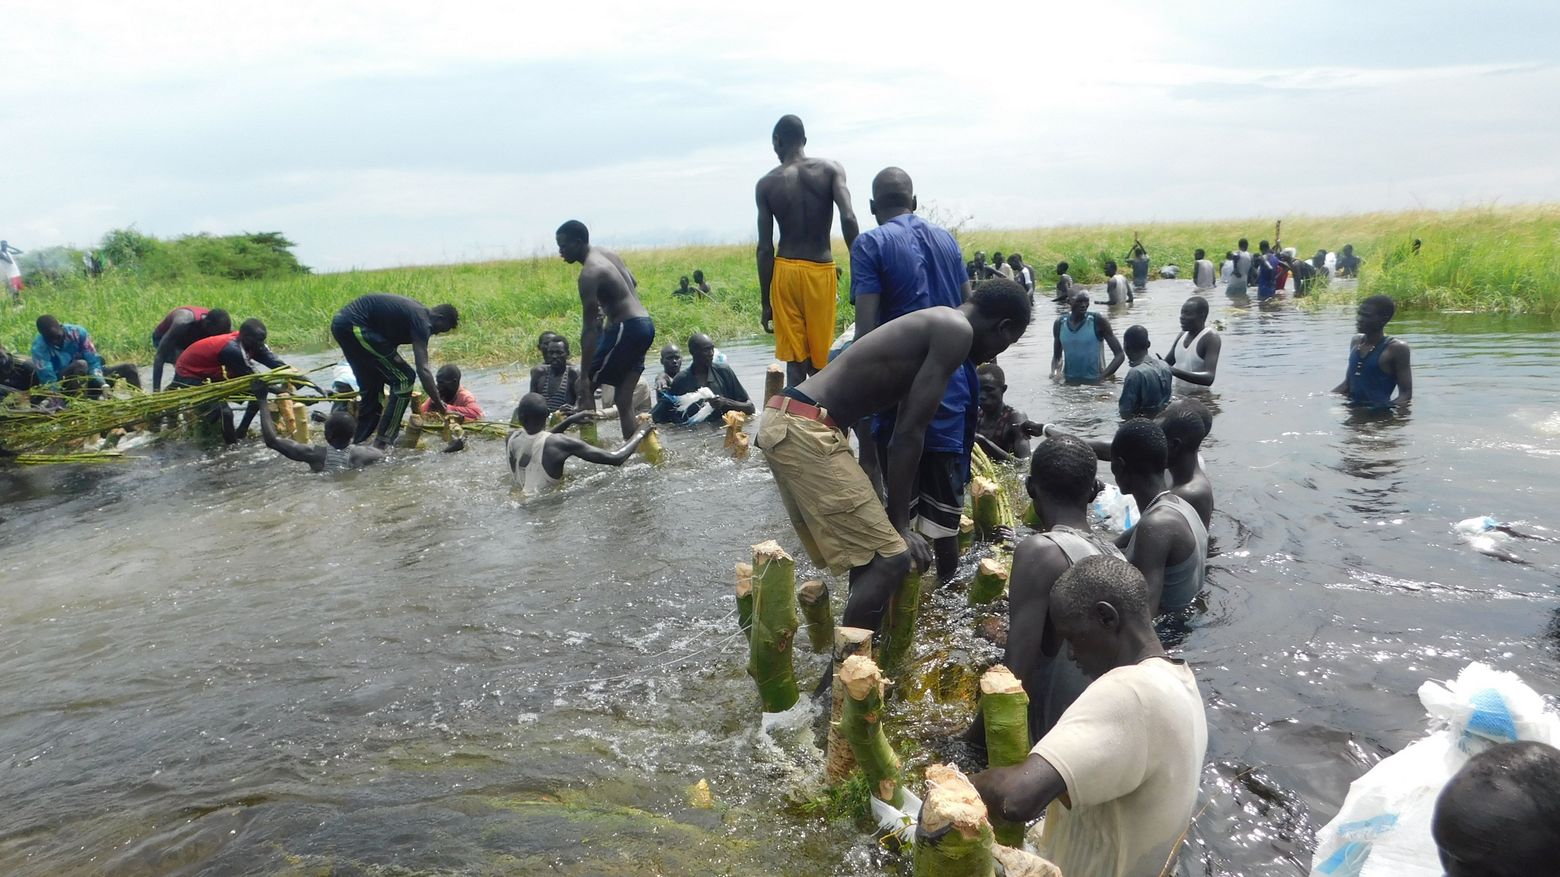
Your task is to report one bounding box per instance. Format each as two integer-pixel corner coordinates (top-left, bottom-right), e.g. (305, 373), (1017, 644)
(31, 315), (140, 398)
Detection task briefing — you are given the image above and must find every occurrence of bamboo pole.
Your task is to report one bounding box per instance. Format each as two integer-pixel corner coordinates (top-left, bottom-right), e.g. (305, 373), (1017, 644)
(838, 656), (909, 808)
(401, 413), (426, 448)
(636, 413), (664, 464)
(734, 562), (754, 642)
(748, 540), (799, 713)
(979, 666), (1031, 848)
(825, 626), (873, 784)
(764, 362), (784, 402)
(797, 580), (833, 653)
(877, 569), (923, 675)
(968, 556), (1009, 605)
(914, 764), (997, 877)
(957, 514), (975, 554)
(723, 410), (750, 459)
(970, 476), (1003, 542)
(290, 401), (309, 443)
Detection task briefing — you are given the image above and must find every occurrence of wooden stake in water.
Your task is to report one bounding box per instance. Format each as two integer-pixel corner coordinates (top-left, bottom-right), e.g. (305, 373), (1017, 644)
(734, 562), (754, 642)
(969, 556), (1010, 605)
(636, 413), (664, 464)
(290, 400), (309, 443)
(723, 410), (750, 459)
(797, 579), (833, 653)
(958, 514), (975, 554)
(970, 476), (1004, 542)
(825, 625), (873, 783)
(914, 763), (997, 877)
(877, 569), (923, 675)
(978, 666), (1031, 848)
(838, 656), (909, 809)
(764, 362), (784, 403)
(748, 541), (799, 713)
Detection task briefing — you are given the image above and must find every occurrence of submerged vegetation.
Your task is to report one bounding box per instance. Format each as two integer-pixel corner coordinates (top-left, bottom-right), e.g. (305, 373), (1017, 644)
(2, 206), (1554, 366)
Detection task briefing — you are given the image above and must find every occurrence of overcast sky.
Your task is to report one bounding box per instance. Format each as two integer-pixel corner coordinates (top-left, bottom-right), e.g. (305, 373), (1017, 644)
(7, 1), (1558, 271)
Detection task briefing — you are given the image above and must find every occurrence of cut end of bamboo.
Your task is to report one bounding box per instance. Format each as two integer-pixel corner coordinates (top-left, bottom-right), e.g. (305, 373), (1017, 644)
(979, 664), (1024, 697)
(734, 562), (752, 593)
(921, 763), (990, 840)
(833, 626), (873, 657)
(751, 540), (791, 564)
(797, 579), (827, 606)
(992, 845), (1063, 877)
(959, 515), (974, 535)
(970, 476), (1000, 499)
(977, 556), (1009, 580)
(839, 654), (887, 702)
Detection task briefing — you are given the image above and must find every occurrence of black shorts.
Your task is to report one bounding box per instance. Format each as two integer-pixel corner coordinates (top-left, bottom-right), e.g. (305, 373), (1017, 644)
(589, 316), (656, 386)
(909, 451), (966, 539)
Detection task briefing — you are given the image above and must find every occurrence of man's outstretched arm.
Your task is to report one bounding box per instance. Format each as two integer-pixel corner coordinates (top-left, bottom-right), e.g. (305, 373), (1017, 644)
(756, 185), (776, 334)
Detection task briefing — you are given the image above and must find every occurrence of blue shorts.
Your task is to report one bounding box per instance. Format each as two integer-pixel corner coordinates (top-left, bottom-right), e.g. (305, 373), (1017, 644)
(589, 316), (655, 386)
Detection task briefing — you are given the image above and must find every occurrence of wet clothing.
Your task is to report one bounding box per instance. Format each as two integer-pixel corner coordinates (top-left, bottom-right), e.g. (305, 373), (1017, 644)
(1129, 254), (1150, 290)
(31, 325), (104, 386)
(1346, 336), (1401, 408)
(589, 316), (656, 387)
(419, 387), (484, 421)
(1031, 657), (1208, 877)
(532, 364), (580, 413)
(332, 316), (417, 446)
(152, 306), (210, 348)
(1193, 259), (1216, 289)
(506, 429), (562, 496)
(1025, 526), (1126, 741)
(1336, 253), (1361, 277)
(1120, 357), (1173, 419)
(1057, 313), (1105, 382)
(757, 395), (907, 572)
(174, 332), (286, 382)
(771, 257), (837, 369)
(652, 362), (750, 424)
(1104, 274), (1133, 305)
(1227, 252), (1251, 296)
(870, 431), (966, 539)
(1290, 258), (1319, 295)
(1256, 254), (1277, 299)
(1015, 264), (1035, 294)
(335, 293), (435, 347)
(1170, 326), (1216, 391)
(1127, 492), (1208, 612)
(322, 446), (354, 473)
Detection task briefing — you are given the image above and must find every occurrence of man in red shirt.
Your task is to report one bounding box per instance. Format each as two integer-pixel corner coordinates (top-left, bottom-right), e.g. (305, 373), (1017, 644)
(418, 364), (484, 421)
(151, 306), (231, 391)
(173, 319), (289, 442)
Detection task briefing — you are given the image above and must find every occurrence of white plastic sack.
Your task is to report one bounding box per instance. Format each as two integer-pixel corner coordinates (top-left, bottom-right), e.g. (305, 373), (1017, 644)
(1091, 484), (1138, 532)
(1309, 662), (1560, 877)
(672, 386), (717, 424)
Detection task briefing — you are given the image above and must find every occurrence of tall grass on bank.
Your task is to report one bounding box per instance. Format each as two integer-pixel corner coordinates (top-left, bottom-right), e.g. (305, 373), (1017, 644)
(2, 206), (1555, 366)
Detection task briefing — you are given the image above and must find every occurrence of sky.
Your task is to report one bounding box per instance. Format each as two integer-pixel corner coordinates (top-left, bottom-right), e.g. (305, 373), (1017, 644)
(6, 1), (1559, 272)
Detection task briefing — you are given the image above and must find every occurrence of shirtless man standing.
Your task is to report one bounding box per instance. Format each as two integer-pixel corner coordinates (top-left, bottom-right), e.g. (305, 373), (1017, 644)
(756, 282), (1030, 632)
(756, 114), (859, 388)
(557, 219), (655, 442)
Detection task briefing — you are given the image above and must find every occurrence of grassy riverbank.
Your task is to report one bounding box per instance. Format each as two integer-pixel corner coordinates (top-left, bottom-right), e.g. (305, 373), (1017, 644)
(3, 205), (1554, 365)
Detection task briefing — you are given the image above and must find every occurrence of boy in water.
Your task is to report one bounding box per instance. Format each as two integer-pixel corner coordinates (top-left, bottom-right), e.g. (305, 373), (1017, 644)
(507, 392), (654, 496)
(1118, 325), (1172, 419)
(974, 363), (1031, 461)
(251, 380), (384, 472)
(419, 364), (484, 421)
(1053, 261), (1074, 302)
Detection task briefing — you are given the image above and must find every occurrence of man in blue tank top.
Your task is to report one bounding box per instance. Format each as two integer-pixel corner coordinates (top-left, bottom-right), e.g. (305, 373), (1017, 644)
(1051, 290), (1124, 383)
(1332, 295), (1413, 408)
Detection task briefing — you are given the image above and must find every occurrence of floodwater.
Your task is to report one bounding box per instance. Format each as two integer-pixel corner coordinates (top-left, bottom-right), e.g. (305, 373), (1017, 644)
(3, 279), (1558, 876)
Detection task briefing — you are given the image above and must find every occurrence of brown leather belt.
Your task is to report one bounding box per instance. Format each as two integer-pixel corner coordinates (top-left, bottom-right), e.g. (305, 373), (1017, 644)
(765, 395), (841, 432)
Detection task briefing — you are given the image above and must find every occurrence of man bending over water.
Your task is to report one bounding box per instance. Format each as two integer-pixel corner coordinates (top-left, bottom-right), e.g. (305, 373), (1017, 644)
(331, 293), (458, 448)
(1333, 294), (1412, 408)
(507, 393), (654, 496)
(151, 306), (230, 391)
(557, 219), (655, 442)
(973, 555), (1208, 877)
(252, 380), (383, 472)
(756, 282), (1030, 632)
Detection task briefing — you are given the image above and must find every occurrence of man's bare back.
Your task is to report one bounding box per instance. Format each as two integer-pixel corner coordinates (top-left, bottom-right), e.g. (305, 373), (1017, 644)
(757, 158), (851, 263)
(579, 248), (648, 325)
(798, 307), (973, 427)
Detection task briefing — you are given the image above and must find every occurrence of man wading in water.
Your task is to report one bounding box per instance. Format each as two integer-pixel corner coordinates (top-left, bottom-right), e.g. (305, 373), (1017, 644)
(528, 336), (580, 415)
(1164, 295), (1222, 388)
(252, 380), (384, 472)
(1334, 294), (1413, 408)
(507, 393), (654, 497)
(755, 114), (859, 388)
(756, 281), (1031, 633)
(330, 293), (458, 449)
(557, 220), (655, 442)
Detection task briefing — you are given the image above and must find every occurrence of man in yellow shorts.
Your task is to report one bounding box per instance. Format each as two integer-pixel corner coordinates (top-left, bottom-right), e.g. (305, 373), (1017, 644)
(755, 114), (859, 387)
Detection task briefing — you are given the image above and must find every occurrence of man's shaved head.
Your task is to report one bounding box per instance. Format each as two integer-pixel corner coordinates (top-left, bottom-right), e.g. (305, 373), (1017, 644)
(871, 167), (915, 211)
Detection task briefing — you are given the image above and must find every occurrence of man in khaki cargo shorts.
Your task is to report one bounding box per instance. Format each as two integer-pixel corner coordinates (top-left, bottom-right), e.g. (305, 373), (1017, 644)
(757, 280), (1032, 633)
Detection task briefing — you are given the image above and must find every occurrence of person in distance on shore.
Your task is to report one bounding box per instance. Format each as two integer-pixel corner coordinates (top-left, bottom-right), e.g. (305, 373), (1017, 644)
(850, 166), (975, 581)
(172, 318), (290, 443)
(556, 219), (655, 443)
(756, 281), (1031, 632)
(1112, 419), (1208, 613)
(507, 392), (654, 497)
(967, 250), (987, 282)
(1336, 244), (1361, 278)
(673, 275), (695, 299)
(331, 292), (457, 449)
(974, 363), (1031, 461)
(1333, 294), (1412, 408)
(1051, 290), (1124, 384)
(151, 306), (231, 392)
(1118, 325), (1172, 420)
(529, 335), (580, 416)
(1432, 740), (1560, 877)
(693, 269), (712, 298)
(651, 332), (754, 424)
(973, 555), (1208, 877)
(755, 114), (859, 388)
(251, 379), (383, 472)
(1164, 295), (1221, 387)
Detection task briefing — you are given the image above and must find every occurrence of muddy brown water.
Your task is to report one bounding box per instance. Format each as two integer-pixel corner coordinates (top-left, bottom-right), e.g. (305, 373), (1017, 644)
(3, 279), (1558, 876)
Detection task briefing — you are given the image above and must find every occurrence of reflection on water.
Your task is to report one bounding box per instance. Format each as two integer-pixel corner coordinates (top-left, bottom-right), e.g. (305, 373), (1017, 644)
(3, 279), (1560, 876)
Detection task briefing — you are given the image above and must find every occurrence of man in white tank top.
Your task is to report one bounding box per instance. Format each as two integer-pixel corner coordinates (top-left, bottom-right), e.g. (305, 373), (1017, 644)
(1164, 295), (1221, 388)
(1192, 248), (1216, 290)
(507, 392), (655, 496)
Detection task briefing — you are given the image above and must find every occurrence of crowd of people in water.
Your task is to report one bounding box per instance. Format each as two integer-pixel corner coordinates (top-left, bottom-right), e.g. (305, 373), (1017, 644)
(3, 112), (1549, 877)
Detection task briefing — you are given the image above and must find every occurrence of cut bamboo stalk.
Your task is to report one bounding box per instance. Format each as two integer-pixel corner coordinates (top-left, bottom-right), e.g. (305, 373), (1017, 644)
(764, 362), (784, 402)
(636, 413), (664, 464)
(957, 514), (975, 554)
(747, 541), (799, 713)
(914, 763), (997, 877)
(290, 401), (309, 443)
(979, 666), (1032, 848)
(734, 562), (754, 642)
(877, 569), (923, 675)
(838, 656), (908, 808)
(401, 413), (426, 449)
(723, 410), (750, 459)
(797, 580), (833, 653)
(825, 626), (874, 783)
(968, 556), (1009, 605)
(970, 476), (1002, 542)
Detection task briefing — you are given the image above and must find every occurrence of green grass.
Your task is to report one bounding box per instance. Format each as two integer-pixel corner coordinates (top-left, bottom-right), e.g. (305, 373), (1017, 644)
(4, 205), (1556, 366)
